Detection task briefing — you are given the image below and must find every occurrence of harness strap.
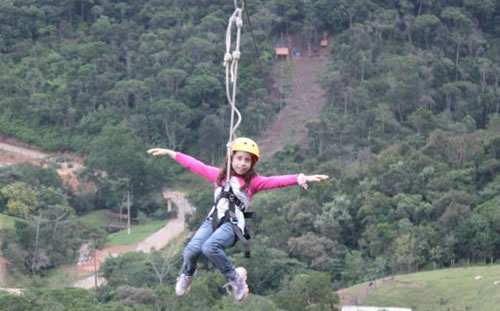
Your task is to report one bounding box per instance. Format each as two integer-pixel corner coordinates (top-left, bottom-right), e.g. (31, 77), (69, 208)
(231, 220), (251, 257)
(226, 200), (251, 258)
(210, 185), (252, 257)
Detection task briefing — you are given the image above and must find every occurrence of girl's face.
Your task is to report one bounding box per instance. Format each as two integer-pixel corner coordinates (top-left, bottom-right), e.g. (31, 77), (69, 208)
(232, 151), (253, 175)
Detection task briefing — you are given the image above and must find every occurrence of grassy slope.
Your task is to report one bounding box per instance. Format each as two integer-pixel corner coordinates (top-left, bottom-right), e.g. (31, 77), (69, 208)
(104, 219), (167, 246)
(79, 210), (168, 247)
(78, 209), (110, 228)
(345, 265), (500, 311)
(0, 213), (20, 230)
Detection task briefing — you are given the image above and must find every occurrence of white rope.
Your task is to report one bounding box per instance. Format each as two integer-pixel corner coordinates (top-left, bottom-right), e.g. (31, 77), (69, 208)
(224, 2), (244, 180)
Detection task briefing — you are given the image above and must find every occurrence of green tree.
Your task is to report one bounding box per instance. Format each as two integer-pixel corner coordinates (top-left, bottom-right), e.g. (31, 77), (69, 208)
(149, 98), (194, 150)
(440, 7), (475, 81)
(85, 121), (160, 198)
(157, 67), (187, 98)
(99, 252), (157, 288)
(183, 73), (222, 108)
(288, 232), (337, 271)
(1, 182), (39, 217)
(273, 271), (338, 311)
(341, 250), (367, 285)
(413, 14), (440, 48)
(456, 214), (498, 262)
(198, 113), (225, 165)
(394, 233), (419, 273)
(314, 195), (353, 241)
(360, 222), (396, 257)
(113, 286), (157, 307)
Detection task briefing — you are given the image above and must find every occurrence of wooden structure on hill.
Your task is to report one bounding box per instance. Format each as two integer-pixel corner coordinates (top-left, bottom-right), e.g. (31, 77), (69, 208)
(275, 33), (291, 60)
(107, 211), (132, 232)
(275, 47), (289, 60)
(320, 32), (329, 47)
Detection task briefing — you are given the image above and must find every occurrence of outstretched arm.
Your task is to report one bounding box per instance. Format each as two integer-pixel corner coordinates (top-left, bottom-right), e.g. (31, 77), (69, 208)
(147, 148), (220, 183)
(251, 173), (329, 193)
(147, 148), (176, 159)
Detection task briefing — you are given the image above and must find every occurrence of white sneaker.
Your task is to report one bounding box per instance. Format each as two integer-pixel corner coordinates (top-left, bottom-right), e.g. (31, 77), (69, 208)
(175, 274), (193, 297)
(223, 267), (249, 302)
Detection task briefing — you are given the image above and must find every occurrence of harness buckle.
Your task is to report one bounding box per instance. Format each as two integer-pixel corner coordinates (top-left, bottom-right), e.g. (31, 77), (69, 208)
(228, 210), (238, 224)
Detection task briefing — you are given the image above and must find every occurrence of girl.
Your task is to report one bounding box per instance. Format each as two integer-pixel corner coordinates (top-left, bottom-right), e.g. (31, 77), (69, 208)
(147, 137), (329, 302)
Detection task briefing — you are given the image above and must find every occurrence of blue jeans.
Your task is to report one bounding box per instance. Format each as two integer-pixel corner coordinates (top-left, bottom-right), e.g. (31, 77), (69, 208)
(181, 219), (237, 280)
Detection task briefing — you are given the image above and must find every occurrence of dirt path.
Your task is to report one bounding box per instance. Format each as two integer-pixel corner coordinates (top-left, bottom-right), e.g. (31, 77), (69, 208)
(0, 142), (48, 160)
(135, 190), (192, 253)
(257, 42), (330, 156)
(72, 189), (194, 289)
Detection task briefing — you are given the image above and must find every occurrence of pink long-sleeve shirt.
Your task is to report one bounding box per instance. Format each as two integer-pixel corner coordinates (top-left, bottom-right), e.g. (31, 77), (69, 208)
(175, 152), (299, 198)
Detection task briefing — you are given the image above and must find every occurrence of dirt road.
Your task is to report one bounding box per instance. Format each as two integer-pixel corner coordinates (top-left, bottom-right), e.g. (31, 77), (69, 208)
(136, 190), (193, 253)
(0, 142), (48, 160)
(73, 189), (194, 289)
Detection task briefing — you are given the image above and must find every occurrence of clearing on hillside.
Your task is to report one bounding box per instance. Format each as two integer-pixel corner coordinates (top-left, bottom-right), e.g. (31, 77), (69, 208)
(258, 36), (331, 156)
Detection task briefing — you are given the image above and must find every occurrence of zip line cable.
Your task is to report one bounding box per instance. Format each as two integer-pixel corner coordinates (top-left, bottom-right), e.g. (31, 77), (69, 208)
(242, 0), (261, 65)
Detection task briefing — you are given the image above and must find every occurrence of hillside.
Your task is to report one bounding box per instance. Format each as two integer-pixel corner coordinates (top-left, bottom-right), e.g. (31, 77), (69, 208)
(339, 265), (500, 310)
(258, 37), (330, 156)
(0, 136), (84, 193)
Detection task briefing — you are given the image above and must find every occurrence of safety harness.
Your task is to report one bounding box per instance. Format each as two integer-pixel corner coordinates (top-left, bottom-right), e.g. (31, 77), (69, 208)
(210, 183), (253, 257)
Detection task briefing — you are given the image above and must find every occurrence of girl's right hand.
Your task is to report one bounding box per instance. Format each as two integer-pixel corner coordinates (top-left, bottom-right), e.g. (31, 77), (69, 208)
(147, 148), (176, 159)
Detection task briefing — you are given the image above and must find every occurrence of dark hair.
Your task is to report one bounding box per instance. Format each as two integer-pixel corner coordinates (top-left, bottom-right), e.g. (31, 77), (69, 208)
(216, 154), (258, 190)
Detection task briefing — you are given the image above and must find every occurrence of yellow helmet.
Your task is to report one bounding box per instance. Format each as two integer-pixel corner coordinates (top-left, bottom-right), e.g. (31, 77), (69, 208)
(231, 137), (260, 161)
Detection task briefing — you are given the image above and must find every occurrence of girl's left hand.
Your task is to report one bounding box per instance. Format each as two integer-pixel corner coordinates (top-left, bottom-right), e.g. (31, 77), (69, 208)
(298, 174), (329, 190)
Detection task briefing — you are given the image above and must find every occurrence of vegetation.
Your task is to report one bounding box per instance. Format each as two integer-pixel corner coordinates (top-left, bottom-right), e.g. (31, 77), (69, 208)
(78, 209), (112, 228)
(105, 219), (167, 246)
(0, 0), (499, 310)
(0, 213), (19, 230)
(350, 265), (500, 311)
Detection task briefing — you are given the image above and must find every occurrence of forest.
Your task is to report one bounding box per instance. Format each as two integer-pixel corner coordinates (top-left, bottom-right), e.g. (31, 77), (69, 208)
(0, 0), (499, 310)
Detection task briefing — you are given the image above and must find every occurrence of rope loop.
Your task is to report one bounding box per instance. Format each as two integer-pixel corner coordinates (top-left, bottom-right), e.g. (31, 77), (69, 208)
(224, 5), (244, 178)
(234, 0), (244, 10)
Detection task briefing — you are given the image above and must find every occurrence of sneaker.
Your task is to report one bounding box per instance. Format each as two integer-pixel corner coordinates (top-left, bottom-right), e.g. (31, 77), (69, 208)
(223, 267), (249, 302)
(175, 274), (193, 297)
